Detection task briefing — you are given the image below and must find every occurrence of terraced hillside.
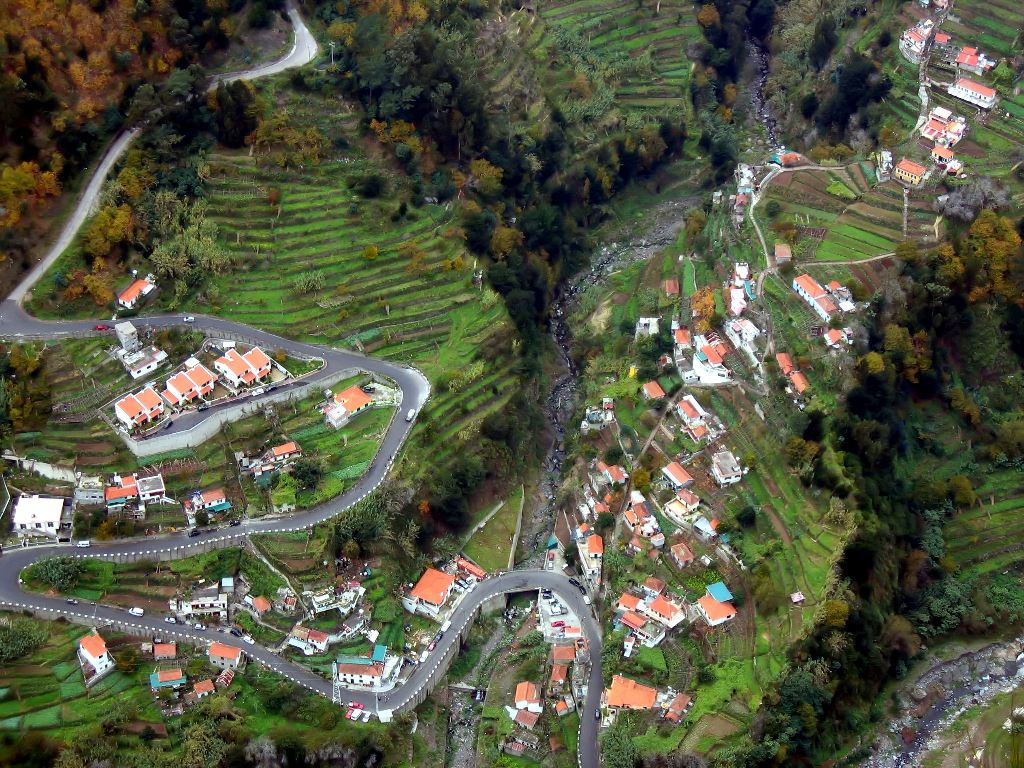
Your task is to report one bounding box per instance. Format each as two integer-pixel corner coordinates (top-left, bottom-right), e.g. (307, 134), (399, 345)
(763, 163), (936, 260)
(540, 0), (700, 116)
(946, 470), (1024, 575)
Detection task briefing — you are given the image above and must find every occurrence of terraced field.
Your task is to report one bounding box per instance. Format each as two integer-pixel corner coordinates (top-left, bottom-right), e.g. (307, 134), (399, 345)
(532, 0), (701, 121)
(764, 163), (936, 260)
(946, 470), (1024, 574)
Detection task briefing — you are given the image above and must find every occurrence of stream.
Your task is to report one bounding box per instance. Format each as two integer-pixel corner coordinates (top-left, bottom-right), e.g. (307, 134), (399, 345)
(746, 38), (780, 149)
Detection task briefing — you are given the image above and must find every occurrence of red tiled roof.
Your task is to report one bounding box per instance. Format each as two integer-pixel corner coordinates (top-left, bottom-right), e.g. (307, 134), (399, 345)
(698, 595), (737, 622)
(119, 279), (153, 305)
(586, 534), (604, 555)
(896, 158), (927, 177)
(617, 593), (641, 611)
(663, 462), (693, 486)
(789, 371), (810, 394)
(794, 274), (825, 298)
(79, 634), (107, 658)
(153, 643), (176, 657)
(642, 381), (666, 399)
(252, 596), (271, 613)
(551, 645), (576, 662)
(515, 681), (540, 704)
(272, 441), (299, 457)
(194, 679), (215, 695)
(671, 541), (694, 564)
(409, 568), (456, 606)
(605, 675), (657, 710)
(333, 385), (372, 412)
(209, 642), (242, 661)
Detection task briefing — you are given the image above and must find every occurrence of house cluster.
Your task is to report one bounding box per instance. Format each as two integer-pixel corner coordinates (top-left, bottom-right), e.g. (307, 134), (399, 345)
(953, 46), (996, 76)
(576, 524), (604, 585)
(112, 342), (282, 431)
(674, 393), (723, 444)
(624, 490), (667, 555)
(602, 674), (693, 726)
(238, 440), (303, 479)
(503, 642), (584, 756)
(169, 576), (236, 622)
(614, 577), (687, 651)
(182, 487), (232, 523)
(150, 640), (238, 710)
(730, 164), (755, 224)
(103, 471), (173, 520)
(791, 274), (856, 348)
(776, 352), (810, 398)
(726, 262), (757, 318)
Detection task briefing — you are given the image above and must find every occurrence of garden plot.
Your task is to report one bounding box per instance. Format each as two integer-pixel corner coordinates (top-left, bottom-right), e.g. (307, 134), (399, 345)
(764, 165), (934, 260)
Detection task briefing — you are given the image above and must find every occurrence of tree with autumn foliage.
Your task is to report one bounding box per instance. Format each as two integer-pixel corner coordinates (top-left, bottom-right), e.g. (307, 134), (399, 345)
(689, 286), (717, 334)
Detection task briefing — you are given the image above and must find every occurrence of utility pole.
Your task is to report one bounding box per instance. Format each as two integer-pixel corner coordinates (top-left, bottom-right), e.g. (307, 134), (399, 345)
(328, 41), (336, 66)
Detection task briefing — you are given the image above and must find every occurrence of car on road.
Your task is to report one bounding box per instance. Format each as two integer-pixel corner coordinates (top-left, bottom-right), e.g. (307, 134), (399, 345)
(228, 519), (242, 527)
(345, 709), (357, 720)
(427, 640), (437, 652)
(551, 620), (565, 628)
(583, 595), (592, 605)
(128, 607), (145, 617)
(194, 623), (205, 631)
(546, 551), (555, 570)
(577, 585), (586, 595)
(75, 540), (91, 548)
(188, 528), (201, 537)
(197, 403), (209, 411)
(349, 701), (363, 709)
(229, 628), (243, 637)
(405, 408), (416, 422)
(182, 316), (195, 323)
(361, 711), (371, 722)
(164, 616), (177, 624)
(595, 709), (601, 720)
(93, 324), (110, 331)
(568, 578), (582, 588)
(65, 598), (79, 605)
(242, 634), (255, 645)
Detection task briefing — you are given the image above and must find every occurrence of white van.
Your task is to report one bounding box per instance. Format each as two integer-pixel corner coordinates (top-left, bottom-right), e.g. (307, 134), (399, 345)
(128, 607), (145, 617)
(405, 408), (416, 422)
(75, 540), (91, 548)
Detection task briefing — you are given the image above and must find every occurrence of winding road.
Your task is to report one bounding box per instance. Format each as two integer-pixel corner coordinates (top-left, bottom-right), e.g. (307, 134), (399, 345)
(0, 7), (604, 768)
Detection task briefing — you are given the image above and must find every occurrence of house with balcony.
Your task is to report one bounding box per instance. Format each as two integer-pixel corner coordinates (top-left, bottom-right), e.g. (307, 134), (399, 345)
(114, 386), (165, 429)
(325, 385), (373, 428)
(170, 584), (229, 621)
(947, 77), (998, 109)
(401, 568), (457, 619)
(711, 450), (742, 486)
(213, 347), (272, 388)
(208, 642), (243, 670)
(162, 362), (217, 407)
(78, 632), (115, 686)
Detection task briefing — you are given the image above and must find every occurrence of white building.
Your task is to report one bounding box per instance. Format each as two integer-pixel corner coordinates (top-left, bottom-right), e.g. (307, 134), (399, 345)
(635, 317), (660, 338)
(12, 495), (65, 534)
(208, 641), (243, 670)
(711, 450), (742, 486)
(792, 274), (837, 322)
(117, 277), (156, 309)
(170, 585), (229, 621)
(334, 657), (385, 688)
(113, 386), (165, 429)
(118, 347), (168, 380)
(78, 633), (115, 684)
(724, 318), (761, 361)
(947, 77), (997, 109)
(115, 321), (139, 353)
(213, 347), (272, 388)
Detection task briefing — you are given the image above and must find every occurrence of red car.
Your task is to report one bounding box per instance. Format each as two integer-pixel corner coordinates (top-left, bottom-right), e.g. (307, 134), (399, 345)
(349, 701), (364, 709)
(93, 324), (110, 331)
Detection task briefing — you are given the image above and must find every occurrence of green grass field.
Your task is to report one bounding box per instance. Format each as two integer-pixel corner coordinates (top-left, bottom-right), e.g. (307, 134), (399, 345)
(462, 486), (525, 572)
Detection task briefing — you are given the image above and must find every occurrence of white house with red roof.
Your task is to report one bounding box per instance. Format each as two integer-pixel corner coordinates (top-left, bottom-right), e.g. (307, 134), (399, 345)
(183, 487), (231, 517)
(402, 568), (457, 619)
(954, 46), (996, 75)
(117, 277), (156, 309)
(661, 461), (694, 491)
(113, 386), (165, 429)
(78, 632), (115, 685)
(214, 347), (273, 388)
(163, 361), (217, 407)
(595, 461), (627, 486)
(899, 19), (933, 63)
(670, 541), (695, 568)
(692, 334), (731, 384)
(325, 385), (373, 428)
(824, 328), (851, 349)
(673, 327), (692, 352)
(208, 642), (243, 670)
(792, 274), (837, 322)
(947, 77), (997, 109)
(641, 380), (666, 400)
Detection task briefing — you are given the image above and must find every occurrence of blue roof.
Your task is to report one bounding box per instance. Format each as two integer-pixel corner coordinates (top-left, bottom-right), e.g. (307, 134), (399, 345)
(707, 581), (733, 602)
(372, 644), (387, 662)
(744, 280), (757, 300)
(207, 500), (232, 512)
(547, 535), (559, 550)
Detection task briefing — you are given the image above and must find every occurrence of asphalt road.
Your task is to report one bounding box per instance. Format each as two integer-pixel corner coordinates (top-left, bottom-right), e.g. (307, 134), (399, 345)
(0, 3), (603, 763)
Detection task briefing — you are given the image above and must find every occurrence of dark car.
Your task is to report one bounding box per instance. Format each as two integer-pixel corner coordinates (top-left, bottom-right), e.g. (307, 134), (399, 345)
(188, 528), (201, 537)
(568, 578), (582, 589)
(577, 585), (586, 595)
(229, 628), (243, 638)
(228, 519), (242, 527)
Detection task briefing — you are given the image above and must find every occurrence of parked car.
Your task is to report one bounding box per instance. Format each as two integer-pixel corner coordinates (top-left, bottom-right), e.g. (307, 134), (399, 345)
(182, 316), (195, 323)
(361, 711), (371, 722)
(577, 585), (586, 595)
(228, 519), (242, 527)
(65, 598), (79, 605)
(229, 628), (243, 637)
(75, 540), (91, 548)
(427, 640), (437, 652)
(346, 709), (357, 720)
(188, 528), (201, 537)
(164, 616), (177, 624)
(349, 702), (364, 709)
(128, 607), (145, 617)
(551, 620), (565, 628)
(242, 634), (255, 645)
(93, 324), (110, 331)
(194, 623), (205, 631)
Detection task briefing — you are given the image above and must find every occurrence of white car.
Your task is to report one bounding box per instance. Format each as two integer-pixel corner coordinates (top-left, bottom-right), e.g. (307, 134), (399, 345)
(361, 710), (371, 722)
(128, 607), (145, 617)
(182, 316), (195, 323)
(242, 634), (255, 645)
(164, 616), (177, 624)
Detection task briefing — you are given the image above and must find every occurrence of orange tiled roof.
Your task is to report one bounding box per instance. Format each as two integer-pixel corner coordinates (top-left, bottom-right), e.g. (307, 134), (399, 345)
(119, 279), (153, 305)
(79, 634), (107, 658)
(209, 642), (242, 661)
(605, 675), (657, 710)
(272, 442), (299, 457)
(194, 679), (215, 695)
(698, 595), (737, 622)
(409, 568), (456, 606)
